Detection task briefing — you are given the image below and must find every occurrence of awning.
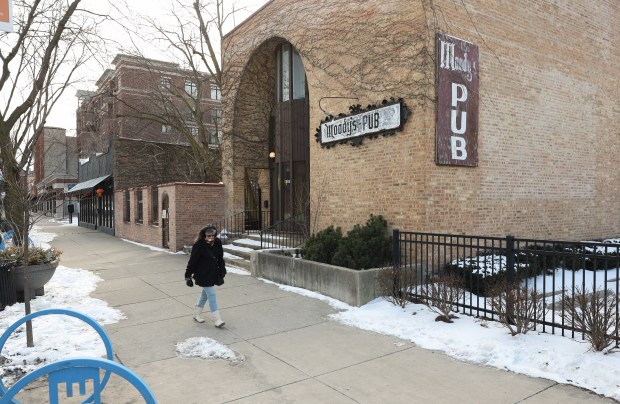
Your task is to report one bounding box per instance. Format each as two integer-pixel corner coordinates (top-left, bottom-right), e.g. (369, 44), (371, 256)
(65, 175), (111, 195)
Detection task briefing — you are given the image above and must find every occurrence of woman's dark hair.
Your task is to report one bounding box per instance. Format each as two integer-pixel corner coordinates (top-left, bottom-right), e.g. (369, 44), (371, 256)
(196, 224), (218, 242)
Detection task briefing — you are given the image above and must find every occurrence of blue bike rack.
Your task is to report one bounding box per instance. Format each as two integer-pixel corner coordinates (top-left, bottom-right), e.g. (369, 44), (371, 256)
(0, 309), (115, 404)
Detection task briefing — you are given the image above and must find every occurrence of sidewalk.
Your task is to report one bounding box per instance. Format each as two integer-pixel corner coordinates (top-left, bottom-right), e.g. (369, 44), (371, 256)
(32, 221), (615, 403)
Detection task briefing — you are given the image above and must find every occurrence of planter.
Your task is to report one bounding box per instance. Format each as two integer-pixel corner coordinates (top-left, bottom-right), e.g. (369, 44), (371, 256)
(14, 259), (59, 300)
(0, 259), (17, 309)
(252, 250), (390, 307)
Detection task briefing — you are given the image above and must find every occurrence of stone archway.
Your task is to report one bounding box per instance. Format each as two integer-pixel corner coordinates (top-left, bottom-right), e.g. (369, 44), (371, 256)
(223, 38), (310, 229)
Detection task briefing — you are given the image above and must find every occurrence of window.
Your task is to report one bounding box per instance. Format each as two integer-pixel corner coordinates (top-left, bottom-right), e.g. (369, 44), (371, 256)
(184, 81), (197, 97)
(276, 43), (307, 102)
(160, 76), (171, 89)
(210, 109), (221, 125)
(188, 126), (199, 137)
(209, 128), (222, 145)
(161, 124), (172, 134)
(136, 189), (143, 224)
(211, 85), (221, 100)
(123, 190), (130, 222)
(281, 44), (290, 102)
(150, 187), (158, 225)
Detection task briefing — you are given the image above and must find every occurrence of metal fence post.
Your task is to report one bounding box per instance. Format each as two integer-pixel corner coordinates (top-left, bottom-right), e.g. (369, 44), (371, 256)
(392, 229), (400, 267)
(506, 235), (515, 285)
(505, 235), (516, 325)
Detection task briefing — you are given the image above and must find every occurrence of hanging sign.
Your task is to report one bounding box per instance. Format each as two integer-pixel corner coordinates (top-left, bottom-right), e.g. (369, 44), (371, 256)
(436, 33), (479, 166)
(316, 98), (411, 147)
(0, 0), (13, 33)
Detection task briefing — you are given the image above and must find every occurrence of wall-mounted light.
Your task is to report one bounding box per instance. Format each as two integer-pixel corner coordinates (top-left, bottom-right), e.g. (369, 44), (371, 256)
(269, 151), (276, 159)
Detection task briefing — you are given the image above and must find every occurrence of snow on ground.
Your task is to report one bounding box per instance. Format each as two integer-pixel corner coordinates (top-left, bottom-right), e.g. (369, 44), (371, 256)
(2, 224), (619, 401)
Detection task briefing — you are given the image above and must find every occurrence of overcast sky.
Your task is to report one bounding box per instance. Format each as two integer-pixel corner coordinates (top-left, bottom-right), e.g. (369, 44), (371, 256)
(45, 0), (270, 134)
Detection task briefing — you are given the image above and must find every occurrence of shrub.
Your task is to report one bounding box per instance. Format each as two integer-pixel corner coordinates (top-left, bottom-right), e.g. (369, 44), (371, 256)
(562, 286), (620, 351)
(331, 215), (392, 270)
(418, 272), (465, 322)
(379, 265), (418, 308)
(301, 215), (392, 270)
(0, 246), (62, 266)
(300, 225), (343, 265)
(489, 281), (547, 335)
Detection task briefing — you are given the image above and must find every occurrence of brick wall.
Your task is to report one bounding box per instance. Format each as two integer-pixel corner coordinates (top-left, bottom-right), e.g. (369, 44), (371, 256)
(222, 0), (620, 241)
(114, 182), (224, 252)
(113, 137), (216, 190)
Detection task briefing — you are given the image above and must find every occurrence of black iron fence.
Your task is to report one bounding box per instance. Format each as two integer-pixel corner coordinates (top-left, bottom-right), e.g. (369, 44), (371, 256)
(213, 210), (271, 241)
(260, 215), (307, 250)
(393, 230), (620, 343)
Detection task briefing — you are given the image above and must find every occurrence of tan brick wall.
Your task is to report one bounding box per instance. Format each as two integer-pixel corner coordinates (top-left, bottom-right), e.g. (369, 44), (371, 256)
(114, 183), (224, 251)
(222, 0), (620, 241)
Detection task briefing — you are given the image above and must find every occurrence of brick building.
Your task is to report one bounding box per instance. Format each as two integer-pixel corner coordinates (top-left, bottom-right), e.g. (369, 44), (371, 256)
(71, 54), (223, 243)
(221, 0), (620, 241)
(33, 127), (78, 218)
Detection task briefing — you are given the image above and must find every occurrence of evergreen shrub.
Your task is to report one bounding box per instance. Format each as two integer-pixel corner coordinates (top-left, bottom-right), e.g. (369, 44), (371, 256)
(301, 215), (392, 270)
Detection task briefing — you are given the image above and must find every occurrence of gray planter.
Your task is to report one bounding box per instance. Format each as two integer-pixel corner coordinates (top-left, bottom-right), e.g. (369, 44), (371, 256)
(14, 259), (60, 300)
(252, 250), (390, 307)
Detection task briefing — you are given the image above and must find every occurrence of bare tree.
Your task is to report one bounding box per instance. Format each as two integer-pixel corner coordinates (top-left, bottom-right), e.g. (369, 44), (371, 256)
(0, 0), (106, 346)
(0, 0), (106, 239)
(111, 0), (264, 183)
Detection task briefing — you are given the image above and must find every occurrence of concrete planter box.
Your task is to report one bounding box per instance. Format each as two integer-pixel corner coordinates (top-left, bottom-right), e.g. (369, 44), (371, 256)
(252, 250), (389, 307)
(14, 259), (60, 299)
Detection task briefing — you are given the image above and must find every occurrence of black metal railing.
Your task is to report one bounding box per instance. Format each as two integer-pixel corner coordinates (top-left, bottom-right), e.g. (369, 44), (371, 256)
(260, 215), (308, 250)
(393, 230), (620, 344)
(212, 210), (271, 241)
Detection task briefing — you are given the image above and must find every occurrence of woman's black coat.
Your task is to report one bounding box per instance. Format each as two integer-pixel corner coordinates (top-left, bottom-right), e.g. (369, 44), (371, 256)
(184, 238), (226, 287)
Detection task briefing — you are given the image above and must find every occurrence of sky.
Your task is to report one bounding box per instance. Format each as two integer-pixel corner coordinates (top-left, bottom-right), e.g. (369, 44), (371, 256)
(1, 223), (619, 401)
(43, 0), (270, 134)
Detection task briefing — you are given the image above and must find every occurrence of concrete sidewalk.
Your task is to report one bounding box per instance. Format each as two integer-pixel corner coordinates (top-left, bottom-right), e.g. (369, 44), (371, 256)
(30, 221), (614, 403)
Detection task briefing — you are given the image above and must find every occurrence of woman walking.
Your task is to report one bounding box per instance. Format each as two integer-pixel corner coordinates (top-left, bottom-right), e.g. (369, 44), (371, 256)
(184, 225), (227, 327)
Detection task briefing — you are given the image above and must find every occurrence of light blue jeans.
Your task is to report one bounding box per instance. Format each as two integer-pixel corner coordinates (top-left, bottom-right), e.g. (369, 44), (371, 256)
(196, 286), (218, 312)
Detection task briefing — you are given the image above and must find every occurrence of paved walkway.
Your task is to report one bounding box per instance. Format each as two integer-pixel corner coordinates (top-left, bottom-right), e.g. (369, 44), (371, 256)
(23, 221), (616, 403)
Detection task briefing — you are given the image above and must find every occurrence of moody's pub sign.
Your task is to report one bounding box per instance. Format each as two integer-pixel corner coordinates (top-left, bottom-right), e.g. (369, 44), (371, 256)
(317, 98), (410, 147)
(436, 33), (479, 166)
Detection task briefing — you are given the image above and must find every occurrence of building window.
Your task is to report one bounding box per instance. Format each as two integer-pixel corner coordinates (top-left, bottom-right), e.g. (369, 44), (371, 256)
(185, 81), (197, 97)
(276, 43), (307, 102)
(161, 124), (172, 134)
(211, 85), (221, 100)
(150, 187), (158, 225)
(161, 76), (171, 89)
(124, 190), (130, 222)
(136, 189), (143, 224)
(210, 109), (221, 125)
(209, 128), (222, 145)
(188, 126), (199, 137)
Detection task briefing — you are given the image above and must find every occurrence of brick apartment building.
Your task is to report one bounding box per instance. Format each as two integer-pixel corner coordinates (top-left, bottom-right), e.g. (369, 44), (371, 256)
(70, 54), (224, 246)
(221, 0), (620, 242)
(32, 127), (78, 219)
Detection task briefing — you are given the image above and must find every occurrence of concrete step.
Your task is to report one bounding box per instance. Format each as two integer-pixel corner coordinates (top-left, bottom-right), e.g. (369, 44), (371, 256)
(231, 238), (263, 250)
(224, 256), (252, 272)
(223, 244), (254, 260)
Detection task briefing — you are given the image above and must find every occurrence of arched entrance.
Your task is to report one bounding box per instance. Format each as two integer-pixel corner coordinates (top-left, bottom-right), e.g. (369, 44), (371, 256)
(269, 43), (309, 225)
